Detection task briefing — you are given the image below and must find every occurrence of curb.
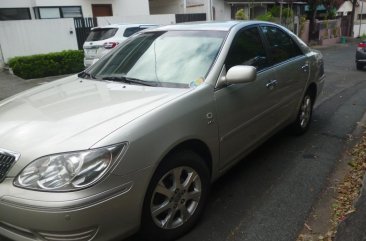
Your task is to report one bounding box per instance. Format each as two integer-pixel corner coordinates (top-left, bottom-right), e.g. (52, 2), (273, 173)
(334, 111), (366, 241)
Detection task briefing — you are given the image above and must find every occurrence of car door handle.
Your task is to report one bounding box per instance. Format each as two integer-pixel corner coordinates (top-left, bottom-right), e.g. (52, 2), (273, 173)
(266, 79), (278, 89)
(301, 63), (309, 72)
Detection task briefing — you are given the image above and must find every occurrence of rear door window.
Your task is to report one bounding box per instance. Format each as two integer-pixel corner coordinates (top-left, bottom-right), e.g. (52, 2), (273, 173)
(260, 26), (303, 65)
(225, 26), (269, 71)
(86, 28), (118, 41)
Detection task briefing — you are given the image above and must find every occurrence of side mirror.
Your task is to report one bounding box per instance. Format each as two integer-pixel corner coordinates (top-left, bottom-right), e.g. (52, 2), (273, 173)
(225, 65), (257, 85)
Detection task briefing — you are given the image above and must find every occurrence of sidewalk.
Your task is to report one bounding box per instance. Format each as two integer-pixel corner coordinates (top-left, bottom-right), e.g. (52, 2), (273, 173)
(335, 176), (366, 241)
(335, 111), (366, 241)
(0, 69), (70, 100)
(310, 38), (359, 50)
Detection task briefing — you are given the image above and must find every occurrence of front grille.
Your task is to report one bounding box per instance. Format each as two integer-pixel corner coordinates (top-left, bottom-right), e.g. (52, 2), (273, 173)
(0, 153), (16, 183)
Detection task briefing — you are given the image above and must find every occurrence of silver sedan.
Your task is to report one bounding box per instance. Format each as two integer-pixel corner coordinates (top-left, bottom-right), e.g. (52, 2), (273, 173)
(0, 21), (324, 241)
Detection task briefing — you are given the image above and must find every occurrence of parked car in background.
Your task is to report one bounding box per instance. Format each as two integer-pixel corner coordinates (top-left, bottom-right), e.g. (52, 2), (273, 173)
(356, 40), (366, 70)
(0, 21), (324, 241)
(83, 23), (158, 67)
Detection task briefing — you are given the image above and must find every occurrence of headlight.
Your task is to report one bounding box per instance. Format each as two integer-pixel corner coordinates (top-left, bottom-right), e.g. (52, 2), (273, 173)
(14, 144), (126, 192)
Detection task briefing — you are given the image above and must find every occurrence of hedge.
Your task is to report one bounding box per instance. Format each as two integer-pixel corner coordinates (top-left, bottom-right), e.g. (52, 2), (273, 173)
(8, 50), (84, 79)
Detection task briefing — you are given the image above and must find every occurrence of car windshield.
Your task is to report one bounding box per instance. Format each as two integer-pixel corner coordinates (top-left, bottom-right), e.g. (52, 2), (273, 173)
(86, 28), (118, 41)
(88, 30), (227, 88)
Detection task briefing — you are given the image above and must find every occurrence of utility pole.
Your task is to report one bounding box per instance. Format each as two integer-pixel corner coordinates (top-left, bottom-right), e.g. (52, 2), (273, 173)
(359, 0), (364, 36)
(350, 0), (357, 37)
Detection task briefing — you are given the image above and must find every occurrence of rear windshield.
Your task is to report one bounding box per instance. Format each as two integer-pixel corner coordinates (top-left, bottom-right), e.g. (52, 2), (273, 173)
(86, 28), (118, 41)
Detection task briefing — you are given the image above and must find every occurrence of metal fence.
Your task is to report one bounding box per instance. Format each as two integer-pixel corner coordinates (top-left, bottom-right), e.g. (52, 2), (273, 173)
(175, 13), (206, 23)
(74, 17), (98, 50)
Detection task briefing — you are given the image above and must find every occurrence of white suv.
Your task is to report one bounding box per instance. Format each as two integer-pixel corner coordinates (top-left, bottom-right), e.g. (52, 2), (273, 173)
(83, 23), (158, 68)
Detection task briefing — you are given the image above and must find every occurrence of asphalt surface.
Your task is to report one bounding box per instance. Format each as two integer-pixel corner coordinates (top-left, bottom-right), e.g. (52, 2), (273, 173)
(120, 42), (366, 241)
(335, 176), (366, 241)
(0, 42), (365, 241)
(175, 43), (366, 241)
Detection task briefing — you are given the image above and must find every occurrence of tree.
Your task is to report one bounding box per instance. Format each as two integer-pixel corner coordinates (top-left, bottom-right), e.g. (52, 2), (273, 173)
(235, 9), (248, 20)
(349, 0), (357, 37)
(307, 0), (345, 40)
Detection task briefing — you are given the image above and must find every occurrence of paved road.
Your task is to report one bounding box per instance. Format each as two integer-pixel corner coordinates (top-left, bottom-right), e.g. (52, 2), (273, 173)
(173, 43), (366, 241)
(121, 43), (366, 241)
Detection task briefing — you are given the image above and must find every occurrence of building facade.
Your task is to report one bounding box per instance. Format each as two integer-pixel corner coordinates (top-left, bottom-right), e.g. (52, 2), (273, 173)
(0, 0), (150, 20)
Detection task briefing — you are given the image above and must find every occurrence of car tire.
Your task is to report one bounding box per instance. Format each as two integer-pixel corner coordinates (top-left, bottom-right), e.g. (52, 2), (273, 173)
(356, 63), (364, 70)
(140, 150), (210, 241)
(289, 90), (314, 135)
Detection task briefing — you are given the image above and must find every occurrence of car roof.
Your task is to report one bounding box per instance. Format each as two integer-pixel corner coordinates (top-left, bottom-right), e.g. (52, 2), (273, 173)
(149, 21), (268, 32)
(97, 23), (158, 29)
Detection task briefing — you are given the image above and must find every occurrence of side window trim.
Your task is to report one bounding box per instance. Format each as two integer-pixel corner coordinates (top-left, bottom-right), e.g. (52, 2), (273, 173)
(259, 24), (304, 66)
(224, 25), (270, 73)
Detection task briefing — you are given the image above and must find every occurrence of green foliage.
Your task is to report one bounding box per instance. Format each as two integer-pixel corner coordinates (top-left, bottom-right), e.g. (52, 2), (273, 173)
(328, 8), (337, 19)
(256, 12), (274, 22)
(332, 27), (339, 37)
(300, 15), (307, 35)
(235, 9), (248, 20)
(268, 6), (293, 19)
(361, 33), (366, 40)
(8, 50), (84, 79)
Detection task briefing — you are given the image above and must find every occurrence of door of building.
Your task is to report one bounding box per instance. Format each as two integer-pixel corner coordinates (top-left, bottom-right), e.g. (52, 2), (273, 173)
(92, 4), (113, 17)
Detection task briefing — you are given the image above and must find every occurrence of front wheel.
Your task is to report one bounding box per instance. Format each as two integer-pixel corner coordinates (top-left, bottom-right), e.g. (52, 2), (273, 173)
(140, 150), (210, 241)
(289, 91), (313, 135)
(356, 62), (364, 70)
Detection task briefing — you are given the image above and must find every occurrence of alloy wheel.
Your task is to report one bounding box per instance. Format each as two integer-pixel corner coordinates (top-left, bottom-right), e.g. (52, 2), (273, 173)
(150, 166), (202, 229)
(300, 95), (312, 128)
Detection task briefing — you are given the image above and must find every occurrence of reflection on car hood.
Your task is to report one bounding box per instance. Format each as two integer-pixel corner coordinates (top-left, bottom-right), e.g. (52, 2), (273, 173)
(0, 75), (190, 168)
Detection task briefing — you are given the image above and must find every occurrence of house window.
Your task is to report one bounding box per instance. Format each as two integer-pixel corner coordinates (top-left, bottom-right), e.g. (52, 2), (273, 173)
(61, 7), (83, 18)
(92, 4), (113, 17)
(358, 14), (366, 20)
(39, 8), (60, 19)
(34, 6), (82, 19)
(0, 8), (31, 20)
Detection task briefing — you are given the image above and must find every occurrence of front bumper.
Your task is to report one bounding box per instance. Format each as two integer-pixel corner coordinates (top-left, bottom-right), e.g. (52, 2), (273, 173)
(0, 167), (152, 241)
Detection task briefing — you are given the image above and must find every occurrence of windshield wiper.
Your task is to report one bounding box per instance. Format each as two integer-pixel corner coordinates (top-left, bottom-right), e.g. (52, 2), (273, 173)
(102, 76), (157, 87)
(78, 71), (96, 79)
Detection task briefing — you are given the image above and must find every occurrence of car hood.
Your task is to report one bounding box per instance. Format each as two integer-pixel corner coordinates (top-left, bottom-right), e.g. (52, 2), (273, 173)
(0, 75), (190, 172)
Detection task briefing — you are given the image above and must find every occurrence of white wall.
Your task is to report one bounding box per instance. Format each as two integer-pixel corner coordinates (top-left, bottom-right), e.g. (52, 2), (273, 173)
(113, 0), (150, 16)
(212, 0), (231, 20)
(0, 0), (150, 18)
(35, 0), (150, 17)
(0, 0), (33, 8)
(97, 14), (176, 26)
(150, 0), (185, 14)
(0, 19), (78, 62)
(354, 24), (366, 37)
(149, 0), (231, 20)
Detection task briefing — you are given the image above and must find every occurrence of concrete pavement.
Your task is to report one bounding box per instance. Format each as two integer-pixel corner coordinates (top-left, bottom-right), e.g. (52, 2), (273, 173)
(335, 174), (366, 241)
(334, 110), (366, 241)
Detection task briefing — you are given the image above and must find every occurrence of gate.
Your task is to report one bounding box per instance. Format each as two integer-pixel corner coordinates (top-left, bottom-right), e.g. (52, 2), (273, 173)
(340, 15), (351, 36)
(175, 13), (206, 23)
(74, 17), (98, 50)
